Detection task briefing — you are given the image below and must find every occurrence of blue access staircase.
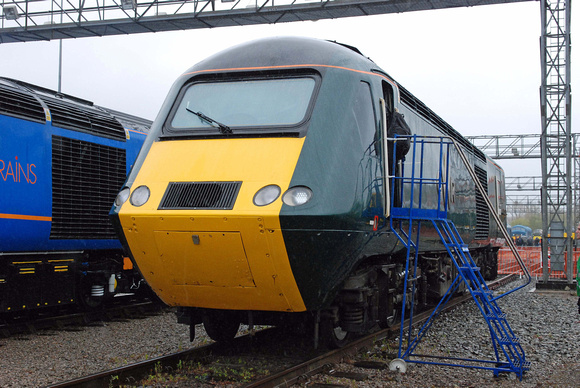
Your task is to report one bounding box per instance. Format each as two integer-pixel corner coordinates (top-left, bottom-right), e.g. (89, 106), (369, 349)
(388, 135), (530, 379)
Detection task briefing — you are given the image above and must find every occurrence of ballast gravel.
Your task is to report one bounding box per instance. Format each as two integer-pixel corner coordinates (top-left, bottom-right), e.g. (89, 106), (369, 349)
(0, 278), (578, 387)
(0, 309), (200, 388)
(308, 279), (580, 388)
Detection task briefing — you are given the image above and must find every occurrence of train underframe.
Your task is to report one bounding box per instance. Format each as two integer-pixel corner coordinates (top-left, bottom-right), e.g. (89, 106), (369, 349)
(0, 249), (146, 315)
(177, 246), (499, 348)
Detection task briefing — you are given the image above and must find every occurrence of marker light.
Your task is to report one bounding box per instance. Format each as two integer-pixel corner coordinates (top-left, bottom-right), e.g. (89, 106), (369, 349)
(114, 187), (131, 206)
(282, 186), (313, 206)
(130, 185), (150, 207)
(253, 185), (281, 206)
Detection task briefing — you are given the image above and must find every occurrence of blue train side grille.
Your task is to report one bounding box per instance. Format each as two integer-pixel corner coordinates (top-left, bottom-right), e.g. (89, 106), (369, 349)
(159, 182), (242, 210)
(51, 136), (126, 239)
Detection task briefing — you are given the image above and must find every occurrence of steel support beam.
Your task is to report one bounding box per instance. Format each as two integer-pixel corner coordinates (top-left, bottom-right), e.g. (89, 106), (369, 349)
(0, 0), (536, 43)
(506, 195), (542, 219)
(505, 176), (542, 191)
(467, 134), (543, 159)
(539, 0), (573, 285)
(467, 133), (580, 160)
(469, 133), (580, 232)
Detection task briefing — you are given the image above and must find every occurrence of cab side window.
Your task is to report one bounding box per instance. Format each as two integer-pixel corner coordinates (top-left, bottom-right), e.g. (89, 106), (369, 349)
(352, 81), (377, 155)
(382, 81), (394, 125)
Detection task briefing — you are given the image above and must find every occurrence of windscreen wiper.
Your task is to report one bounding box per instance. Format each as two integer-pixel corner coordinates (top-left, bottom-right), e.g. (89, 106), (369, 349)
(186, 107), (232, 134)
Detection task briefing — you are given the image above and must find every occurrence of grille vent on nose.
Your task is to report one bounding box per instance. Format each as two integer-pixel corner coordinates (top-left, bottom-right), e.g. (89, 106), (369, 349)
(159, 182), (242, 210)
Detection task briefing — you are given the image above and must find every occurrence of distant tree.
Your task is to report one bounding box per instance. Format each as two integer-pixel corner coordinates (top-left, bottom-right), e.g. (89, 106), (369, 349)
(509, 213), (543, 230)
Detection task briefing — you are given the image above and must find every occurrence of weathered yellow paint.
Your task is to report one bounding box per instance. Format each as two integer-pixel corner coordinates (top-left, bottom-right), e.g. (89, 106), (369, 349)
(118, 137), (307, 312)
(153, 231), (255, 287)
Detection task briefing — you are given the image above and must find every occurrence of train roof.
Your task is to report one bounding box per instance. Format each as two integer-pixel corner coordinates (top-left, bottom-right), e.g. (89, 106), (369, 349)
(184, 36), (376, 75)
(179, 37), (490, 164)
(0, 77), (151, 139)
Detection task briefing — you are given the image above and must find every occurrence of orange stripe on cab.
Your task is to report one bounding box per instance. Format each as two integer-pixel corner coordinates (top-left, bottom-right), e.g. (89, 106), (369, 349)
(0, 213), (52, 221)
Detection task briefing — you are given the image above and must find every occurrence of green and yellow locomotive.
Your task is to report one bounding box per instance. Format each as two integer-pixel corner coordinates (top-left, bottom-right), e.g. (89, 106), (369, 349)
(110, 37), (505, 346)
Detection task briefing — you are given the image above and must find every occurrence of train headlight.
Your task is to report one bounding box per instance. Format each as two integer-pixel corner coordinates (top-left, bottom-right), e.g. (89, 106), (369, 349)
(114, 187), (131, 207)
(253, 185), (281, 206)
(130, 185), (150, 207)
(282, 186), (312, 206)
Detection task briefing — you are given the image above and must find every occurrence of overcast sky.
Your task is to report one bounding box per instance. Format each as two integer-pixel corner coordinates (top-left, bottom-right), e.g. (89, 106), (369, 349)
(0, 1), (577, 179)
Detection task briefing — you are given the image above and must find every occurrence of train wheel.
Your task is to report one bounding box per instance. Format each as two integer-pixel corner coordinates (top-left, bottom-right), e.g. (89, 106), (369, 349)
(321, 319), (352, 349)
(202, 309), (240, 343)
(490, 250), (499, 280)
(81, 293), (104, 309)
(79, 280), (106, 309)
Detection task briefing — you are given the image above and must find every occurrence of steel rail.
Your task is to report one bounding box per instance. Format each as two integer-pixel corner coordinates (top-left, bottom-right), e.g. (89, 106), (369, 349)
(46, 274), (516, 388)
(45, 344), (219, 388)
(244, 274), (518, 388)
(1, 300), (161, 338)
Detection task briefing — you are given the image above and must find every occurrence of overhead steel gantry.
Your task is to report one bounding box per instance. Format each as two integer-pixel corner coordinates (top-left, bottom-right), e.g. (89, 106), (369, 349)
(472, 1), (574, 286)
(467, 134), (545, 160)
(0, 1), (573, 284)
(0, 0), (535, 43)
(467, 135), (580, 227)
(468, 133), (580, 227)
(467, 134), (579, 161)
(504, 177), (542, 217)
(469, 113), (576, 286)
(506, 195), (542, 217)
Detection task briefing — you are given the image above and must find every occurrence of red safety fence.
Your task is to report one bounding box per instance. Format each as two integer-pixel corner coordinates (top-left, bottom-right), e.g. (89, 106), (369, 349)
(497, 246), (579, 279)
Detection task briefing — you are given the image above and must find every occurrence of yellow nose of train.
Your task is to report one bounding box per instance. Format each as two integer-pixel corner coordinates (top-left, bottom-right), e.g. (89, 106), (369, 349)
(116, 137), (307, 313)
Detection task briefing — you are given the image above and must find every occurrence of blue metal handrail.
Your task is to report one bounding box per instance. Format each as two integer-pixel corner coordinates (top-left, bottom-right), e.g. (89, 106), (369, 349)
(388, 134), (530, 379)
(389, 134), (531, 294)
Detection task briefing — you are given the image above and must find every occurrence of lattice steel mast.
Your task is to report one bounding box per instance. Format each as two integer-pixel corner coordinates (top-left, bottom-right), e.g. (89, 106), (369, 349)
(539, 0), (573, 285)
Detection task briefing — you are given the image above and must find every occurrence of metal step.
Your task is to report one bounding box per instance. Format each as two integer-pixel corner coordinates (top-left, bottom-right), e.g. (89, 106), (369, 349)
(389, 135), (529, 380)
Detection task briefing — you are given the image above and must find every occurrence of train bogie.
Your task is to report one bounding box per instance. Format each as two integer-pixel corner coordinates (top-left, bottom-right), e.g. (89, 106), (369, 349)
(111, 37), (505, 346)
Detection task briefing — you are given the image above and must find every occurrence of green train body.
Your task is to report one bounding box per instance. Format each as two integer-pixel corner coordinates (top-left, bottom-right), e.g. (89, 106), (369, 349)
(111, 37), (506, 345)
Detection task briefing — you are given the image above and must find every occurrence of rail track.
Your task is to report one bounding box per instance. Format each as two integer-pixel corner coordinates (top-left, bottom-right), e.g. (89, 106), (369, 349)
(46, 274), (518, 388)
(1, 298), (164, 338)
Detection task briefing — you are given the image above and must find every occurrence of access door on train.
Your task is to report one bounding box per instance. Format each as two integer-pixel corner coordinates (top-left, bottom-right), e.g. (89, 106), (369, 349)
(381, 81), (395, 219)
(352, 78), (395, 227)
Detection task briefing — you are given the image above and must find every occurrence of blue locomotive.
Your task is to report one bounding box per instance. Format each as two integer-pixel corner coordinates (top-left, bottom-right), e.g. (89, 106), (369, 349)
(0, 77), (150, 313)
(110, 37), (506, 346)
